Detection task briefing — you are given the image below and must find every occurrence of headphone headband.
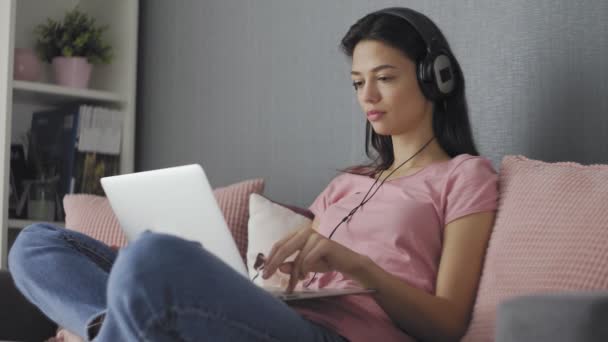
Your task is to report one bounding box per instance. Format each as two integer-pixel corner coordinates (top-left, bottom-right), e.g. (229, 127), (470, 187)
(373, 7), (448, 54)
(370, 7), (457, 100)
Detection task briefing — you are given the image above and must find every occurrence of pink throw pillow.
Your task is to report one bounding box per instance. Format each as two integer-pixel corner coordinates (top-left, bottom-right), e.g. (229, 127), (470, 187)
(213, 178), (265, 260)
(63, 178), (264, 261)
(462, 156), (608, 341)
(63, 194), (128, 247)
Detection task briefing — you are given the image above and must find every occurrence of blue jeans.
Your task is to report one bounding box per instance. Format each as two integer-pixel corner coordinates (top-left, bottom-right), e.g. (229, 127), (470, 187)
(8, 223), (347, 342)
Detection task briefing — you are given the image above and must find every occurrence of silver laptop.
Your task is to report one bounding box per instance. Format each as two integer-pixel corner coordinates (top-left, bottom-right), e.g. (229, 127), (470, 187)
(100, 164), (373, 301)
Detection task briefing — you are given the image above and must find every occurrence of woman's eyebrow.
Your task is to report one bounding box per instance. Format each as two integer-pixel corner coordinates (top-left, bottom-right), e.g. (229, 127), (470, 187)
(351, 64), (397, 75)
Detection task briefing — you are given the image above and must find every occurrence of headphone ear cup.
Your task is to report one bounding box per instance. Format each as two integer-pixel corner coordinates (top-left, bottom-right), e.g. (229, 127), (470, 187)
(417, 58), (433, 82)
(417, 51), (456, 101)
(416, 58), (439, 100)
(430, 52), (456, 97)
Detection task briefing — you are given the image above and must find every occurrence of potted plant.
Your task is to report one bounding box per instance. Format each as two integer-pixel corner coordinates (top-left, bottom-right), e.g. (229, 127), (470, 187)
(35, 6), (112, 89)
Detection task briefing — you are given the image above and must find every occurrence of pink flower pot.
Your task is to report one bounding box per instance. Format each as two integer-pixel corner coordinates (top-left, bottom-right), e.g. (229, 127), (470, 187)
(13, 48), (42, 81)
(52, 56), (93, 88)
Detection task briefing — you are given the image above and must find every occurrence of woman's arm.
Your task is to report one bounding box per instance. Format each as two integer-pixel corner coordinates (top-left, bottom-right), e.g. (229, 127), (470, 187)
(350, 211), (495, 342)
(263, 211), (495, 341)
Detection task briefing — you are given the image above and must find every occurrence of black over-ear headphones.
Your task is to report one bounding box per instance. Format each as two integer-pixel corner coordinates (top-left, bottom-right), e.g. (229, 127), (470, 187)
(372, 7), (457, 101)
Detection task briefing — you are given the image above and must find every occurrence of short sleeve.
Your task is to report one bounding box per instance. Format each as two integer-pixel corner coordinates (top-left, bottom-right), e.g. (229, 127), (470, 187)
(308, 176), (341, 217)
(444, 157), (499, 225)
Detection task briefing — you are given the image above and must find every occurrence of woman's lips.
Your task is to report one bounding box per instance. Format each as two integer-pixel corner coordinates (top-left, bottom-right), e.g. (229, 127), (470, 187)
(367, 111), (385, 121)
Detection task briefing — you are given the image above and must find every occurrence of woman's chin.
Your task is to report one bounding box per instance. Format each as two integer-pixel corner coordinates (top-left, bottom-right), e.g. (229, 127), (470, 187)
(370, 124), (392, 136)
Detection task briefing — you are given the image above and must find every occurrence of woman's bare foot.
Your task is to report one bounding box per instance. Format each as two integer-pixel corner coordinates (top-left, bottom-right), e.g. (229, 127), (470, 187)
(55, 328), (85, 342)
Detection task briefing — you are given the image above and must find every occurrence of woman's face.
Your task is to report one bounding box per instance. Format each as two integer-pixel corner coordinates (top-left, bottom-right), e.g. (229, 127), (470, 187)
(351, 40), (433, 136)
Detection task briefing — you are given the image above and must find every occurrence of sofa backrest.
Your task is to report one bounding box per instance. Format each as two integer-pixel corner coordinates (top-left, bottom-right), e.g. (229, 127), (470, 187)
(463, 155), (608, 341)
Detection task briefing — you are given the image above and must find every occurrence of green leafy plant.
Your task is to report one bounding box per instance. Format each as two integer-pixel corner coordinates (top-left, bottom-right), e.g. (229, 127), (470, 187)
(35, 6), (113, 64)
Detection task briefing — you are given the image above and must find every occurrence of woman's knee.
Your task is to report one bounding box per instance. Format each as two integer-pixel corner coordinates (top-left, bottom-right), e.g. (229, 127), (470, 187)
(106, 232), (206, 318)
(107, 232), (203, 291)
(8, 223), (65, 272)
(114, 232), (201, 273)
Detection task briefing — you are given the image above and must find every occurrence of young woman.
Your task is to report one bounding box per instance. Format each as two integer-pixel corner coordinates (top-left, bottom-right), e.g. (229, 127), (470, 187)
(9, 7), (497, 342)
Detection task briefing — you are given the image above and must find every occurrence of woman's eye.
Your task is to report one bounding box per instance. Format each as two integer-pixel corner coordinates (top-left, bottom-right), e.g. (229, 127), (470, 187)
(378, 76), (394, 82)
(352, 81), (363, 89)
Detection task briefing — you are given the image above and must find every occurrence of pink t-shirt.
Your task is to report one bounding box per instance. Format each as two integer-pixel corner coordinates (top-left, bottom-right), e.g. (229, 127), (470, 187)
(290, 154), (498, 342)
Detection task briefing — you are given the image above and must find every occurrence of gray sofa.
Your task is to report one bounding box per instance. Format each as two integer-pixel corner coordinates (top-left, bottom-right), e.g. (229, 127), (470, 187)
(0, 270), (56, 341)
(495, 292), (608, 342)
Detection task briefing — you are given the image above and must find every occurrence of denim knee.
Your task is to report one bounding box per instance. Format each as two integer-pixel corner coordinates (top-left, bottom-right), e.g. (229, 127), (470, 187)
(108, 232), (202, 283)
(8, 223), (62, 276)
(106, 232), (204, 315)
(107, 232), (201, 331)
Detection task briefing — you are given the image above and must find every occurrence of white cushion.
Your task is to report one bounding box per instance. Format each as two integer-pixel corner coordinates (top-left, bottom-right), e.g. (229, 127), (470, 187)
(247, 193), (312, 288)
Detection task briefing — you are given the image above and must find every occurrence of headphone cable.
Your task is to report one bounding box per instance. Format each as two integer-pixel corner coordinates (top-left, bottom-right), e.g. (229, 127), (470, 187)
(304, 136), (436, 287)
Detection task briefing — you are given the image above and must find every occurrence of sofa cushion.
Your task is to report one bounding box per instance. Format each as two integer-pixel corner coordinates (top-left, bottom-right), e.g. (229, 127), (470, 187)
(462, 156), (608, 341)
(495, 292), (608, 342)
(63, 178), (264, 261)
(247, 193), (312, 288)
(63, 194), (128, 247)
(213, 178), (265, 260)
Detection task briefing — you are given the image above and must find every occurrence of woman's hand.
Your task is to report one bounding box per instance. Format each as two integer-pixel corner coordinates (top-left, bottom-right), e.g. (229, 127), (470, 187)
(262, 227), (366, 293)
(45, 327), (85, 342)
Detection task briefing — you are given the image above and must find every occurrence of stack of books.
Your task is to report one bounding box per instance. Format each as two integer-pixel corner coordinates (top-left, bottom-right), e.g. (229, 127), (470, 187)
(26, 105), (123, 219)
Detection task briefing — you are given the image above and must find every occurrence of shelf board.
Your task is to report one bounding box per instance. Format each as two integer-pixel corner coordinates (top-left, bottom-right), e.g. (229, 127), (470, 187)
(8, 219), (65, 230)
(12, 80), (125, 106)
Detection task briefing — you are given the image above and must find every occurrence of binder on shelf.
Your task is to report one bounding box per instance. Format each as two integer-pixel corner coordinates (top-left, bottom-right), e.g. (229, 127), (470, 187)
(27, 104), (124, 214)
(29, 106), (80, 209)
(71, 105), (123, 196)
(77, 106), (123, 155)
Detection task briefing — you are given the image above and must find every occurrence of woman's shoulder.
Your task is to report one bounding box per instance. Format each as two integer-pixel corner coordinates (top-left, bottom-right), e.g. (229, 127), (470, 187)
(420, 154), (496, 183)
(447, 154), (496, 172)
(443, 154), (498, 182)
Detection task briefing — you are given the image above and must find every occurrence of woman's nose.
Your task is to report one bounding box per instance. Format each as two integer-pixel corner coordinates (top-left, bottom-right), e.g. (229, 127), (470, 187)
(362, 83), (381, 103)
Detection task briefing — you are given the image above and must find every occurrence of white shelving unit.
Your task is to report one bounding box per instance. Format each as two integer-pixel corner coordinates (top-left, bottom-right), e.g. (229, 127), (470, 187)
(9, 219), (64, 230)
(0, 0), (139, 269)
(13, 80), (125, 105)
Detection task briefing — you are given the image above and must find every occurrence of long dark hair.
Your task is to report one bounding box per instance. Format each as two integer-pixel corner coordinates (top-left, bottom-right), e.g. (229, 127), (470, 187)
(340, 9), (478, 176)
